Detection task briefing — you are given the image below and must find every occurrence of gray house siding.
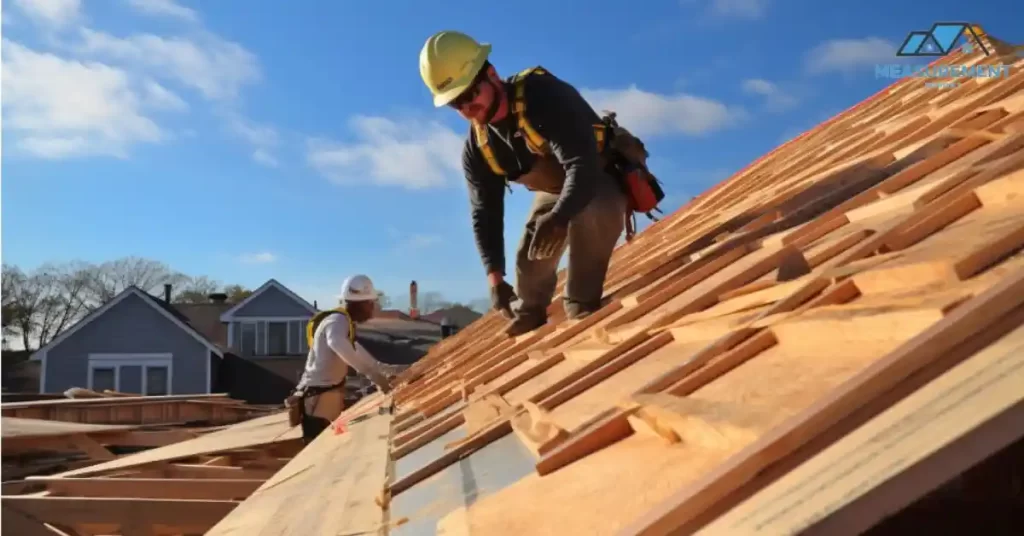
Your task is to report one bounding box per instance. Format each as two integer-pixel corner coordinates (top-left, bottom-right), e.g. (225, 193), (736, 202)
(43, 294), (210, 395)
(231, 286), (312, 317)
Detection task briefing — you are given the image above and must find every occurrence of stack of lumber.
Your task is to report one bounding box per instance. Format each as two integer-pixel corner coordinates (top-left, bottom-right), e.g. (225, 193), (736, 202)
(1, 392), (274, 426)
(2, 417), (200, 479)
(1, 393), (277, 481)
(1, 410), (304, 534)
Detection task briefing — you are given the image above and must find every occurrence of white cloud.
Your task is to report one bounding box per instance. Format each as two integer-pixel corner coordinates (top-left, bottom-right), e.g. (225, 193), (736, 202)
(6, 2), (272, 164)
(239, 252), (277, 264)
(582, 86), (746, 138)
(143, 79), (189, 111)
(741, 78), (774, 95)
(225, 113), (279, 147)
(12, 0), (81, 29)
(1, 39), (166, 159)
(222, 112), (280, 166)
(307, 116), (464, 189)
(804, 37), (896, 76)
(741, 78), (799, 113)
(710, 0), (768, 19)
(125, 0), (198, 22)
(76, 28), (261, 101)
(251, 149), (280, 167)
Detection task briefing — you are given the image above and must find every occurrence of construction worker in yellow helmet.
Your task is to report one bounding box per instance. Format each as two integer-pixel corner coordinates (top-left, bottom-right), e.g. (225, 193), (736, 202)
(419, 31), (632, 337)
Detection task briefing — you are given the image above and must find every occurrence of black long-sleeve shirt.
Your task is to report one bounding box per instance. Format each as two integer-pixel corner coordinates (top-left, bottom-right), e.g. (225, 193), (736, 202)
(462, 69), (604, 276)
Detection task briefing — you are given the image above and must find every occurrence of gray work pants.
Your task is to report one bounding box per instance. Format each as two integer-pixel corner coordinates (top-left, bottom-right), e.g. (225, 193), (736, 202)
(515, 171), (627, 317)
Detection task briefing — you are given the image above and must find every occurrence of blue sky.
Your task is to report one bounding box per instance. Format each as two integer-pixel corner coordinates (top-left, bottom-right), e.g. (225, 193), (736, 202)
(2, 0), (1021, 311)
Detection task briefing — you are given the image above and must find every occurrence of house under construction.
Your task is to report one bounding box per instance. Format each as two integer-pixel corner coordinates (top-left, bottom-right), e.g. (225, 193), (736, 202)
(2, 31), (1023, 536)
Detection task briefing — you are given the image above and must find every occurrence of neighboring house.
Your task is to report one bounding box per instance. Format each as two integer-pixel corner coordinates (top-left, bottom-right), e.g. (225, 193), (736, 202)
(220, 279), (317, 359)
(421, 305), (483, 337)
(213, 279), (318, 403)
(28, 278), (445, 403)
(30, 285), (224, 396)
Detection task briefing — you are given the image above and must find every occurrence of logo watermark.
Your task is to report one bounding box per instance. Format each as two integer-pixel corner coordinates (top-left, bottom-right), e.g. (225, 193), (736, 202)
(875, 22), (1016, 89)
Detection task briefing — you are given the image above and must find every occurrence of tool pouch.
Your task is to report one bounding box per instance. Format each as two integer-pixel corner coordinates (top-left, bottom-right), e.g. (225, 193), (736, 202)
(288, 402), (302, 427)
(600, 113), (665, 233)
(285, 391), (304, 426)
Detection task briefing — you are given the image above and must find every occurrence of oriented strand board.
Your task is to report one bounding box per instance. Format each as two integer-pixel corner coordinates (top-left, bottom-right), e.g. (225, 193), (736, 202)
(205, 396), (392, 536)
(696, 322), (1024, 535)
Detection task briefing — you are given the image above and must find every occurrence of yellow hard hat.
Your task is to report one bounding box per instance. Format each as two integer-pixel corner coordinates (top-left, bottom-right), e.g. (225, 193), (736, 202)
(419, 31), (492, 107)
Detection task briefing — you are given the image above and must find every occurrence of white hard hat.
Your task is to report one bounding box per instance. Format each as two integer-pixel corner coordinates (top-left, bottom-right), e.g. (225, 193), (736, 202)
(340, 274), (377, 301)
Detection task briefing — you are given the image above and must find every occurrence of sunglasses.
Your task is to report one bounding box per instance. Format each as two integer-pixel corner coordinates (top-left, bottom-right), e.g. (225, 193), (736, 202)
(448, 82), (483, 109)
(448, 67), (492, 109)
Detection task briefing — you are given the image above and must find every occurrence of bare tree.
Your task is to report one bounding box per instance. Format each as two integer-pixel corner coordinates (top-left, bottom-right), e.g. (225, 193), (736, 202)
(2, 264), (29, 346)
(39, 262), (95, 345)
(86, 256), (186, 305)
(376, 291), (392, 309)
(175, 276), (222, 304)
(4, 257), (255, 349)
(2, 262), (96, 349)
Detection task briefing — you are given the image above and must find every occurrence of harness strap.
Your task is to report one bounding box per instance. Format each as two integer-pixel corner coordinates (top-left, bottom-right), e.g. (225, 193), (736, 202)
(473, 122), (505, 176)
(301, 380), (346, 400)
(473, 66), (607, 179)
(306, 307), (356, 349)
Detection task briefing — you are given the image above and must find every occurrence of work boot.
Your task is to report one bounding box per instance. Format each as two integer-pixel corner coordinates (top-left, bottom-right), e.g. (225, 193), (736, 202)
(564, 300), (600, 321)
(504, 309), (547, 337)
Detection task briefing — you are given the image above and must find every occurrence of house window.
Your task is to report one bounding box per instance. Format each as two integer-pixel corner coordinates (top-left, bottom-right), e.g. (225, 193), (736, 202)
(145, 366), (170, 396)
(88, 354), (173, 395)
(268, 322), (288, 355)
(91, 367), (116, 392)
(298, 321), (309, 354)
(240, 322), (257, 357)
(288, 321), (302, 354)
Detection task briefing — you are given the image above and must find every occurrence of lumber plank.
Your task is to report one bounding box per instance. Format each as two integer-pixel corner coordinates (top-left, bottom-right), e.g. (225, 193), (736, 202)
(618, 266), (1024, 535)
(696, 322), (1024, 536)
(53, 411), (298, 477)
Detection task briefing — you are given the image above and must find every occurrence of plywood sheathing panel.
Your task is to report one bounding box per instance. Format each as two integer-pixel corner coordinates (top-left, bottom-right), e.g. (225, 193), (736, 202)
(393, 434), (537, 536)
(696, 321), (1024, 536)
(54, 411), (299, 477)
(205, 395), (393, 536)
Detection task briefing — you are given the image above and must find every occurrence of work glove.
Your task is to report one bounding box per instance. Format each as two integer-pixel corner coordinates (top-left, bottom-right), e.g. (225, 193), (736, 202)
(490, 281), (518, 319)
(528, 212), (568, 260)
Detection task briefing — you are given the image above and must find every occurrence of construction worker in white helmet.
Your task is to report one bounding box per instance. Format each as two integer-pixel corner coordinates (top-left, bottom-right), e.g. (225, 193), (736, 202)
(285, 274), (405, 444)
(419, 30), (634, 337)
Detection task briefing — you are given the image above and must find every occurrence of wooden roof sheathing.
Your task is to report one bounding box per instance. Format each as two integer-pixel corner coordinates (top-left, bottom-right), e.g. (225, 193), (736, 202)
(209, 39), (1024, 535)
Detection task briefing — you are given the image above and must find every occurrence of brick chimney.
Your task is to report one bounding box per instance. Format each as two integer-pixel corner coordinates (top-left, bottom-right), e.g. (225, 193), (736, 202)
(409, 280), (419, 319)
(163, 284), (172, 304)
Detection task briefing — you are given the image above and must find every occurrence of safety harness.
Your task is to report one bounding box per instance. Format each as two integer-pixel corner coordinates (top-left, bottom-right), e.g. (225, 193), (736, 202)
(472, 66), (664, 240)
(473, 67), (608, 176)
(288, 308), (359, 429)
(306, 307), (357, 349)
